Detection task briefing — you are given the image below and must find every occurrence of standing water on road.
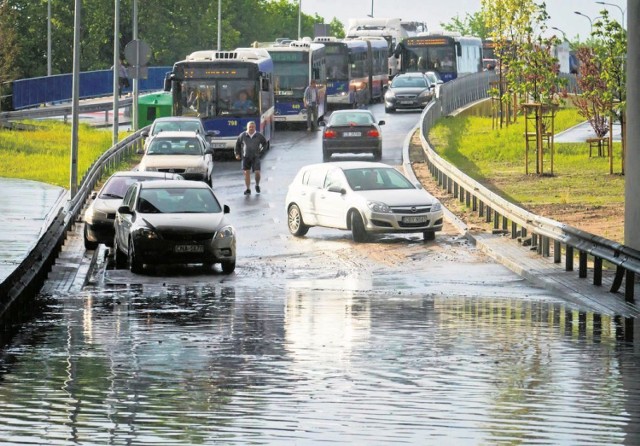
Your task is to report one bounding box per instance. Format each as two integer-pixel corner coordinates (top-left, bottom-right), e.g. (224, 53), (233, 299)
(1, 283), (640, 445)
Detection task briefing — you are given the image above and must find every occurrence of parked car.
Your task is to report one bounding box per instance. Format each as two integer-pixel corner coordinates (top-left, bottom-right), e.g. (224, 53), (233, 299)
(113, 180), (236, 274)
(82, 171), (183, 250)
(384, 72), (434, 113)
(141, 116), (215, 150)
(137, 131), (214, 186)
(320, 109), (385, 162)
(424, 71), (444, 99)
(285, 161), (444, 242)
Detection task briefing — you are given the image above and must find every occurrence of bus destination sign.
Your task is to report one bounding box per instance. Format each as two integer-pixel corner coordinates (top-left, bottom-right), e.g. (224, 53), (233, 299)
(183, 67), (250, 79)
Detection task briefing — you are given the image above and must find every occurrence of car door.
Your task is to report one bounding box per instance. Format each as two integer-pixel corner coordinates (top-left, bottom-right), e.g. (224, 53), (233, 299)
(114, 183), (138, 253)
(295, 167), (326, 226)
(314, 168), (349, 229)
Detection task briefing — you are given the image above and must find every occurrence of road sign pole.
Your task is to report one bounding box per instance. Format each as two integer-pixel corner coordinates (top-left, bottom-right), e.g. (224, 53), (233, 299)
(132, 0), (139, 131)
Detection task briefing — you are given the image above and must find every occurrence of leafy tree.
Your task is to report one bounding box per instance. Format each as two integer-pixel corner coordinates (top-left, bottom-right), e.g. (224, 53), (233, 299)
(0, 0), (20, 109)
(571, 45), (610, 139)
(328, 18), (345, 38)
(440, 11), (489, 39)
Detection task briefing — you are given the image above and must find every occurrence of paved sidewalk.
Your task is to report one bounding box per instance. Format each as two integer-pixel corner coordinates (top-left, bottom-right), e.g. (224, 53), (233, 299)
(0, 178), (67, 284)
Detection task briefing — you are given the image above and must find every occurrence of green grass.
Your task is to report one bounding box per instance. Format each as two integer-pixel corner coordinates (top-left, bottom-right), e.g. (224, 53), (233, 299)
(428, 107), (625, 210)
(0, 121), (133, 188)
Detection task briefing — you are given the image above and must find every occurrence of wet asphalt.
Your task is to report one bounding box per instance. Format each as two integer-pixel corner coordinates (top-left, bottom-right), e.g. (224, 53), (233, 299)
(1, 104), (640, 444)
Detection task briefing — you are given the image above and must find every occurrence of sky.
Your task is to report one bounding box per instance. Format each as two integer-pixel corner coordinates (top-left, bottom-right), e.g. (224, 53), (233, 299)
(300, 0), (627, 41)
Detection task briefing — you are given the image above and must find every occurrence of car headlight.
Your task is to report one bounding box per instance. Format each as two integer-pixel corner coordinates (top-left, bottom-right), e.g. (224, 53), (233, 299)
(431, 201), (442, 212)
(418, 90), (432, 99)
(367, 201), (391, 213)
(140, 165), (156, 172)
(185, 161), (207, 174)
(384, 90), (395, 100)
(215, 225), (235, 240)
(137, 227), (159, 239)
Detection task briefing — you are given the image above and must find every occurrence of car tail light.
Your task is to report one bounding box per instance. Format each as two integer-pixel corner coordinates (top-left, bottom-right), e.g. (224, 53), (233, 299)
(324, 129), (337, 138)
(367, 129), (380, 137)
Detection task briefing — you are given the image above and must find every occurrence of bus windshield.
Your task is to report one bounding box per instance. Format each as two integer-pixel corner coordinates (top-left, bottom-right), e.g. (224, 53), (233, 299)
(403, 46), (456, 72)
(326, 53), (348, 80)
(178, 80), (258, 117)
(273, 63), (308, 98)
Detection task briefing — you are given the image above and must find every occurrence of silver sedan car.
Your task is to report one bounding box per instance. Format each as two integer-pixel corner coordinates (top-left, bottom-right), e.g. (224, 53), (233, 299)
(83, 171), (183, 250)
(285, 161), (444, 242)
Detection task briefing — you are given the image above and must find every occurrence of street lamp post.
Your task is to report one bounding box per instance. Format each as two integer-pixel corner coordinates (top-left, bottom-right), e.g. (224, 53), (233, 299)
(595, 1), (625, 27)
(574, 11), (594, 34)
(47, 0), (52, 76)
(217, 0), (221, 50)
(298, 0), (301, 40)
(551, 26), (567, 41)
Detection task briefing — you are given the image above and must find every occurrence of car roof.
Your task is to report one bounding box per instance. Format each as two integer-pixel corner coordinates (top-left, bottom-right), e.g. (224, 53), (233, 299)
(331, 109), (373, 115)
(140, 179), (211, 190)
(110, 171), (182, 179)
(396, 72), (425, 78)
(300, 161), (394, 172)
(152, 117), (202, 123)
(147, 130), (201, 139)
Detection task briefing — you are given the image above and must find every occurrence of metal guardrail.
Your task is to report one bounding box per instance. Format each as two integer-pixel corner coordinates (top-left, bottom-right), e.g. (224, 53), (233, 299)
(420, 72), (639, 302)
(0, 128), (146, 316)
(0, 97), (133, 123)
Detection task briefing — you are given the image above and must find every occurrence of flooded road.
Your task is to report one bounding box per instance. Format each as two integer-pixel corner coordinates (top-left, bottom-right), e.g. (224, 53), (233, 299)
(2, 105), (640, 444)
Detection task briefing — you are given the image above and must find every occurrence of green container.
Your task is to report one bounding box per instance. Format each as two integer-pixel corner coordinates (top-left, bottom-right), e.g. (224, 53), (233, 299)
(137, 92), (173, 128)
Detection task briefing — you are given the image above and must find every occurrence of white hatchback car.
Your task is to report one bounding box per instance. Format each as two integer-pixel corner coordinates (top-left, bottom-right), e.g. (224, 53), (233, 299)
(285, 161), (444, 242)
(138, 131), (214, 186)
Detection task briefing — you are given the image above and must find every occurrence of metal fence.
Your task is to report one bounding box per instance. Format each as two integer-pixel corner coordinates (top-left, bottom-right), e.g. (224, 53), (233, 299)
(419, 72), (640, 302)
(10, 67), (171, 110)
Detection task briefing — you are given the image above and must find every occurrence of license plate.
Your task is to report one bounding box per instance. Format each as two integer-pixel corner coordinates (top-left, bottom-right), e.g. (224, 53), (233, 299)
(403, 216), (428, 224)
(211, 143), (226, 148)
(275, 116), (286, 121)
(400, 100), (415, 105)
(343, 131), (361, 137)
(175, 244), (204, 253)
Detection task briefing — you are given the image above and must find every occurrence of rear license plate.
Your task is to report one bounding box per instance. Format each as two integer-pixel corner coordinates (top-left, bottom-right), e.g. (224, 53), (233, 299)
(343, 132), (361, 137)
(175, 244), (204, 253)
(211, 143), (226, 148)
(402, 216), (428, 224)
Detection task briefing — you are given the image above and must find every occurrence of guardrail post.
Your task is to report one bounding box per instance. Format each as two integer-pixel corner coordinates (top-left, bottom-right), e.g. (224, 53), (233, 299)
(626, 271), (636, 303)
(554, 241), (561, 263)
(493, 210), (499, 229)
(579, 251), (588, 278)
(593, 257), (603, 286)
(485, 206), (492, 223)
(453, 183), (459, 199)
(543, 237), (550, 257)
(479, 201), (484, 217)
(511, 222), (518, 239)
(472, 196), (477, 212)
(566, 246), (574, 271)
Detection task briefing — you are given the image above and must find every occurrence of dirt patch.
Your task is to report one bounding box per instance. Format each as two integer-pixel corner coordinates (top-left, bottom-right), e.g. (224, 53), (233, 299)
(408, 131), (625, 242)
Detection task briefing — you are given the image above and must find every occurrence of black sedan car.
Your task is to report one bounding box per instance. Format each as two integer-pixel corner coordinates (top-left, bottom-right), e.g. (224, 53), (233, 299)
(113, 180), (236, 274)
(384, 72), (434, 113)
(320, 110), (385, 162)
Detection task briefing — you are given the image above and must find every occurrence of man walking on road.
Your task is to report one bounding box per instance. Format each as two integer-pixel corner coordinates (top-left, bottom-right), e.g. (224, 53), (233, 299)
(304, 79), (319, 131)
(235, 121), (267, 195)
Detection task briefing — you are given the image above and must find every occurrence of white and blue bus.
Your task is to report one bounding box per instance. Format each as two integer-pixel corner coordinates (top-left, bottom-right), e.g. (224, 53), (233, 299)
(357, 36), (390, 101)
(165, 48), (275, 154)
(394, 33), (483, 82)
(314, 37), (367, 107)
(261, 40), (327, 126)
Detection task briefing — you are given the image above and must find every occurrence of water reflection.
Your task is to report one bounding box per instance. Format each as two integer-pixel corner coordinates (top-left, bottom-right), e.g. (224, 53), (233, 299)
(0, 285), (639, 444)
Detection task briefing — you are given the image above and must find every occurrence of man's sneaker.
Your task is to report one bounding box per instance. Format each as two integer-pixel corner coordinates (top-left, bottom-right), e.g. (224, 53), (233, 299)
(255, 185), (261, 194)
(244, 189), (251, 195)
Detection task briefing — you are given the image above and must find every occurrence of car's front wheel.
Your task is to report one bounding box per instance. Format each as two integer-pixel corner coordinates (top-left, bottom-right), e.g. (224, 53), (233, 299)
(113, 236), (127, 268)
(322, 149), (331, 162)
(423, 230), (436, 242)
(350, 210), (368, 243)
(221, 260), (236, 274)
(83, 225), (99, 250)
(288, 204), (310, 236)
(128, 237), (144, 274)
(373, 149), (382, 161)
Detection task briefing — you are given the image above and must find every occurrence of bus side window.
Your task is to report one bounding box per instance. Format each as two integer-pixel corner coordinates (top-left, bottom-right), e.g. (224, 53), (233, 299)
(456, 42), (462, 57)
(313, 67), (320, 80)
(261, 77), (270, 92)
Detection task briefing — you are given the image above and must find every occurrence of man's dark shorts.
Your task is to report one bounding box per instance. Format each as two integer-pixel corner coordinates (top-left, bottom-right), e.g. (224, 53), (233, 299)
(242, 156), (261, 172)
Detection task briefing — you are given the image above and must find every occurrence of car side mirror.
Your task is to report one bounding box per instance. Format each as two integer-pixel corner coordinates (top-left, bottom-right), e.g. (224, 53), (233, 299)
(141, 130), (149, 138)
(91, 191), (98, 199)
(328, 185), (346, 194)
(205, 148), (214, 156)
(415, 183), (423, 189)
(118, 205), (133, 214)
(224, 204), (230, 214)
(378, 120), (385, 126)
(319, 120), (326, 127)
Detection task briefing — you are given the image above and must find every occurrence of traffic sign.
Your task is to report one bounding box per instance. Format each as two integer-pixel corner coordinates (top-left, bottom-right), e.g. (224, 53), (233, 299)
(124, 39), (151, 66)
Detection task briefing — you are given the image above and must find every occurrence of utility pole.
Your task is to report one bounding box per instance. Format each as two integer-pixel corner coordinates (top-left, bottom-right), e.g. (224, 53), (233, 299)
(70, 0), (81, 198)
(113, 0), (120, 145)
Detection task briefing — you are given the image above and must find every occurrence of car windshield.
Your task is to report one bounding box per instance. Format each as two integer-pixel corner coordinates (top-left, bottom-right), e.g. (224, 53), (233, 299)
(147, 138), (203, 155)
(343, 167), (415, 191)
(391, 77), (427, 88)
(100, 176), (159, 199)
(330, 113), (374, 126)
(152, 121), (202, 135)
(137, 188), (221, 214)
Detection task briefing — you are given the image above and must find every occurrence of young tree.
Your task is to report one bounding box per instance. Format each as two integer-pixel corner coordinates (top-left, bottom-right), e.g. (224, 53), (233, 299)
(0, 0), (21, 110)
(572, 45), (610, 139)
